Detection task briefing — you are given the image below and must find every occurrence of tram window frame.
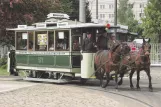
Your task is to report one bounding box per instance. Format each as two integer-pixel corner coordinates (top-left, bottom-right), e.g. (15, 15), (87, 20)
(71, 28), (82, 51)
(16, 32), (28, 50)
(72, 35), (81, 51)
(35, 31), (48, 51)
(28, 31), (34, 51)
(48, 31), (55, 51)
(55, 30), (70, 51)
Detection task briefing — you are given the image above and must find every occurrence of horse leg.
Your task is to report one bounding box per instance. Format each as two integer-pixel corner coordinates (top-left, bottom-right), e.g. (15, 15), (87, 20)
(145, 68), (153, 92)
(129, 69), (135, 89)
(115, 71), (118, 89)
(136, 70), (141, 90)
(99, 68), (104, 87)
(100, 70), (110, 88)
(118, 72), (124, 85)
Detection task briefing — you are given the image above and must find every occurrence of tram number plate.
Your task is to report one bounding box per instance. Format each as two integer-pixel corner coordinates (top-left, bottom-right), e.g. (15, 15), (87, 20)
(38, 57), (44, 63)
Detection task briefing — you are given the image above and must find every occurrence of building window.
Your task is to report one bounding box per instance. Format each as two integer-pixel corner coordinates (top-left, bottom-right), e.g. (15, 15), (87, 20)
(109, 14), (114, 18)
(100, 5), (105, 9)
(139, 13), (144, 17)
(109, 4), (113, 9)
(100, 14), (105, 19)
(140, 4), (144, 8)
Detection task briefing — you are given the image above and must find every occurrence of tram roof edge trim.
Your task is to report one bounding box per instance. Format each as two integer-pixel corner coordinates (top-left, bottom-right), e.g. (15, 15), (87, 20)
(6, 23), (116, 31)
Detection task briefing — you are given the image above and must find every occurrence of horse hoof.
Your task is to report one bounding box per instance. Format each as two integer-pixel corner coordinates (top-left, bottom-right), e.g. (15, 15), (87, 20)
(137, 87), (141, 91)
(115, 86), (118, 89)
(118, 81), (122, 85)
(149, 88), (153, 92)
(115, 89), (118, 92)
(130, 87), (134, 90)
(130, 85), (134, 89)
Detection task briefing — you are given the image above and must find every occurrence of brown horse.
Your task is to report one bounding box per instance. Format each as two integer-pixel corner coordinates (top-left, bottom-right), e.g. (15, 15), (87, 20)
(94, 42), (131, 88)
(118, 38), (153, 92)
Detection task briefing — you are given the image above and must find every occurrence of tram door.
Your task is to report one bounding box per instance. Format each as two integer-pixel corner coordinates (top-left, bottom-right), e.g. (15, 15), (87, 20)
(81, 29), (96, 79)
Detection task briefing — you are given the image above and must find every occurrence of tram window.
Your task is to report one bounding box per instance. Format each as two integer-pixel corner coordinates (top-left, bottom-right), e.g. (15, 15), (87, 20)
(72, 36), (81, 51)
(48, 31), (54, 51)
(28, 32), (34, 51)
(35, 31), (47, 51)
(55, 30), (69, 51)
(16, 32), (27, 50)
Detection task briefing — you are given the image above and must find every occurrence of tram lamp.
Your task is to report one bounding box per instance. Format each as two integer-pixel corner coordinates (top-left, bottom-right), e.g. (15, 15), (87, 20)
(105, 23), (111, 32)
(106, 23), (111, 29)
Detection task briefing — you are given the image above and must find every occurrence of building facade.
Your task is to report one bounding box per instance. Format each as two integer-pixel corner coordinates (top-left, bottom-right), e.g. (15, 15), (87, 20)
(88, 0), (148, 23)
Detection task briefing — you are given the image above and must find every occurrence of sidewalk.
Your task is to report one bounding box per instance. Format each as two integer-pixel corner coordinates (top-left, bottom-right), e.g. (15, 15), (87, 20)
(0, 76), (23, 81)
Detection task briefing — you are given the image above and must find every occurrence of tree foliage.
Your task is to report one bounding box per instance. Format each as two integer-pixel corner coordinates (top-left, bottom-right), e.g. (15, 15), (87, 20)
(117, 0), (142, 35)
(0, 0), (91, 46)
(141, 0), (161, 43)
(66, 0), (91, 22)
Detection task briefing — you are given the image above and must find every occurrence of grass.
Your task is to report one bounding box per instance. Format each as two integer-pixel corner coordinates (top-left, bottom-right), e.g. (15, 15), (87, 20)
(0, 68), (25, 76)
(0, 67), (9, 76)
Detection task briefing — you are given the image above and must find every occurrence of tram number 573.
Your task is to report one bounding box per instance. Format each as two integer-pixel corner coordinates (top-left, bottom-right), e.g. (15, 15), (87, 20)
(38, 57), (44, 63)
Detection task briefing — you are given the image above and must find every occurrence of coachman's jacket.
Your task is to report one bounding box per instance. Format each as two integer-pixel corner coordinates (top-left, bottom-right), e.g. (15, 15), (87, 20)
(107, 39), (120, 50)
(82, 38), (95, 52)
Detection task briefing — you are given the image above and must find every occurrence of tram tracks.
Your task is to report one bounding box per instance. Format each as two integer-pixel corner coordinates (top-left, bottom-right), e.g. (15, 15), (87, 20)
(68, 81), (154, 107)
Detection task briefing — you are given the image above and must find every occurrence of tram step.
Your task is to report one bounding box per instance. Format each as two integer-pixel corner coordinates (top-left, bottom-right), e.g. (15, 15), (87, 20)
(23, 77), (71, 83)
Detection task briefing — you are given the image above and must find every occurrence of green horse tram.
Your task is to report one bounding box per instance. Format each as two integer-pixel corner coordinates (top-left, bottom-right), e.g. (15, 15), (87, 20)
(7, 13), (123, 83)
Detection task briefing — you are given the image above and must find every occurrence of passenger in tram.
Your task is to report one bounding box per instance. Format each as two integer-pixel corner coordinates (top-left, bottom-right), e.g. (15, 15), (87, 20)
(29, 41), (33, 50)
(49, 43), (54, 50)
(73, 39), (80, 51)
(107, 33), (120, 50)
(57, 41), (66, 50)
(82, 32), (95, 52)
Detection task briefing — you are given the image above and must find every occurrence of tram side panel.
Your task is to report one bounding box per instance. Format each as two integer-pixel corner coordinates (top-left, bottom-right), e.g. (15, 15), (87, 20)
(14, 51), (82, 74)
(81, 53), (95, 78)
(15, 51), (73, 72)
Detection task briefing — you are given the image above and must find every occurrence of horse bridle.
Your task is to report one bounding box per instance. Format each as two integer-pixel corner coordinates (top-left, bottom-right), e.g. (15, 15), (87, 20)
(111, 44), (125, 62)
(141, 43), (151, 56)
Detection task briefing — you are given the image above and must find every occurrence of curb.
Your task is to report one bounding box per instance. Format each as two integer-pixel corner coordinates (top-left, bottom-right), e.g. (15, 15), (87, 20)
(0, 76), (23, 81)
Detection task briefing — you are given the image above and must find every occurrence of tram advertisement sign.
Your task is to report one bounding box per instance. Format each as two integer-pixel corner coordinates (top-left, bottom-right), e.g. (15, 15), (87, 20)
(37, 34), (47, 45)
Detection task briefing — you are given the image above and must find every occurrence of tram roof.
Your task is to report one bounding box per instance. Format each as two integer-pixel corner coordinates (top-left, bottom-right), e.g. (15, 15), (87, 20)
(6, 19), (125, 31)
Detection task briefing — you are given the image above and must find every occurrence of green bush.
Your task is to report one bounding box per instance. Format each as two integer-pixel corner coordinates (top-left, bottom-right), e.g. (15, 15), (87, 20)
(0, 57), (7, 67)
(1, 64), (7, 69)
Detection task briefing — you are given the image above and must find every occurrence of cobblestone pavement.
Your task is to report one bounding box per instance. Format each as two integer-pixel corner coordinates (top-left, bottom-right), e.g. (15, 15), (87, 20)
(123, 67), (161, 80)
(0, 67), (160, 107)
(0, 83), (119, 107)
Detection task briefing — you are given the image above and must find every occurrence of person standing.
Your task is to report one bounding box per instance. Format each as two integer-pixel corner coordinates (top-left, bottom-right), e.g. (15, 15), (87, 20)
(82, 32), (95, 52)
(96, 30), (108, 50)
(107, 34), (120, 50)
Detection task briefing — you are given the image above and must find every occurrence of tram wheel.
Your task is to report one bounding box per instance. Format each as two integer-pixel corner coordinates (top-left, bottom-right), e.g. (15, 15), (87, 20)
(100, 72), (110, 88)
(80, 78), (88, 84)
(14, 72), (19, 76)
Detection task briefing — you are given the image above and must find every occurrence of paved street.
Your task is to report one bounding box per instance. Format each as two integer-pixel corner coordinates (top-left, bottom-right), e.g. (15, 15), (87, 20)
(0, 67), (161, 107)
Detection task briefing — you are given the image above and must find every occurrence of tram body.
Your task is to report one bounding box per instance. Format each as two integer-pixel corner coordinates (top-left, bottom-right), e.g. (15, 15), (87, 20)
(7, 13), (110, 82)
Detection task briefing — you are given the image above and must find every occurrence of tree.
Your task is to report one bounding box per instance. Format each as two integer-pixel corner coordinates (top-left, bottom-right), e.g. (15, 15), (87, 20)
(0, 0), (58, 46)
(141, 0), (161, 43)
(0, 0), (91, 46)
(64, 0), (91, 22)
(117, 0), (142, 35)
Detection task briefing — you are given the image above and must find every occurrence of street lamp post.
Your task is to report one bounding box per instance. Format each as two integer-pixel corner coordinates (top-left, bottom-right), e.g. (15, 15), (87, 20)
(79, 0), (86, 23)
(96, 0), (98, 19)
(114, 0), (117, 39)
